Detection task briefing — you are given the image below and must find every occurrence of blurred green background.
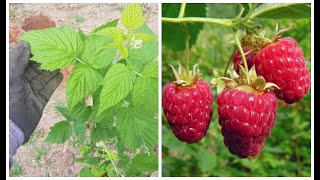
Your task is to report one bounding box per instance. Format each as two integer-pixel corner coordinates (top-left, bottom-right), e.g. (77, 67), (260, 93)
(162, 4), (311, 177)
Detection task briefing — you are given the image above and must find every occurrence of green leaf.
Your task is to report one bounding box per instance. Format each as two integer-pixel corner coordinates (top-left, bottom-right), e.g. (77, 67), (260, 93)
(120, 46), (128, 59)
(91, 102), (118, 125)
(132, 61), (158, 113)
(95, 27), (124, 46)
(91, 88), (123, 126)
(81, 35), (116, 69)
(78, 28), (87, 42)
(121, 4), (146, 30)
(45, 121), (72, 144)
(66, 64), (102, 109)
(117, 108), (157, 152)
(141, 60), (158, 78)
(105, 164), (118, 177)
(55, 103), (91, 122)
(125, 33), (156, 43)
(75, 156), (103, 165)
(135, 23), (154, 34)
(91, 19), (118, 34)
(78, 145), (90, 154)
(20, 26), (83, 70)
(128, 40), (158, 71)
(91, 126), (117, 142)
(74, 121), (87, 137)
(196, 149), (216, 173)
(91, 165), (106, 177)
(129, 153), (158, 172)
(79, 167), (94, 177)
(117, 153), (130, 169)
(162, 3), (207, 51)
(98, 63), (136, 114)
(252, 3), (311, 19)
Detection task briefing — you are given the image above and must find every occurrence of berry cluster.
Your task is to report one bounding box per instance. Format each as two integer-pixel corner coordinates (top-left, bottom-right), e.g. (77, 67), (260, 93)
(162, 34), (310, 158)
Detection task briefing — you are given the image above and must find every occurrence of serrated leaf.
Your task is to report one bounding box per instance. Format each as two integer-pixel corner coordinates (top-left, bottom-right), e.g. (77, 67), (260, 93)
(252, 3), (311, 19)
(141, 60), (158, 78)
(81, 35), (116, 69)
(79, 167), (94, 177)
(129, 153), (158, 172)
(91, 102), (117, 125)
(66, 64), (102, 109)
(132, 61), (158, 113)
(128, 40), (158, 71)
(125, 33), (156, 43)
(196, 149), (216, 173)
(117, 108), (157, 152)
(74, 121), (87, 137)
(20, 26), (83, 70)
(98, 63), (136, 114)
(95, 27), (124, 46)
(162, 3), (206, 51)
(45, 121), (72, 144)
(91, 88), (123, 125)
(132, 77), (157, 113)
(91, 19), (118, 34)
(55, 103), (91, 122)
(121, 4), (146, 30)
(91, 126), (117, 142)
(117, 153), (130, 169)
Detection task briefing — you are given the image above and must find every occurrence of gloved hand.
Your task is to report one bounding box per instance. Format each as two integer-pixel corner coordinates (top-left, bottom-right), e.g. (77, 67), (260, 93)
(9, 42), (63, 143)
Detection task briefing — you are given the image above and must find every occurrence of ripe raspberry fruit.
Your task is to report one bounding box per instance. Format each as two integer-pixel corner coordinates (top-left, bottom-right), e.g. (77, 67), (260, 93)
(162, 64), (213, 143)
(211, 65), (279, 158)
(254, 37), (311, 104)
(232, 48), (255, 74)
(217, 88), (277, 158)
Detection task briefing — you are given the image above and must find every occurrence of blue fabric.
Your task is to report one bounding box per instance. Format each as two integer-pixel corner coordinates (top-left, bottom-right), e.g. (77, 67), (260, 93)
(9, 119), (25, 168)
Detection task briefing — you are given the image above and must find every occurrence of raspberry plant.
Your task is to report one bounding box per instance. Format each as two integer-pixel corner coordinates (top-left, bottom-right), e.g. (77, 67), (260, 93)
(162, 3), (311, 176)
(20, 4), (158, 177)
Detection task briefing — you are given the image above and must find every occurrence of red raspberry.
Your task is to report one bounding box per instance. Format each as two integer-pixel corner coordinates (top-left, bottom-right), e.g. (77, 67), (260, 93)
(217, 88), (277, 158)
(254, 37), (311, 104)
(232, 48), (256, 74)
(162, 80), (213, 143)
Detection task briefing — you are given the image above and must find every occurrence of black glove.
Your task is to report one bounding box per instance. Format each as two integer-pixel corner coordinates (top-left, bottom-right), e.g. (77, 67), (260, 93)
(9, 42), (63, 143)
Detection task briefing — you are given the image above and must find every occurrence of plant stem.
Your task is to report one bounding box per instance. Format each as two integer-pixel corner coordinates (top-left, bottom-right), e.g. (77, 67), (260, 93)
(231, 3), (256, 27)
(162, 17), (233, 27)
(162, 4), (258, 28)
(134, 71), (144, 77)
(224, 57), (232, 77)
(233, 28), (249, 74)
(178, 3), (187, 18)
(103, 144), (122, 177)
(184, 24), (190, 81)
(76, 57), (85, 64)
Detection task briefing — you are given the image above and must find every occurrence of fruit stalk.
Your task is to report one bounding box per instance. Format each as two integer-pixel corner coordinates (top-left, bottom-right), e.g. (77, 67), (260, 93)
(178, 3), (187, 18)
(233, 28), (249, 74)
(184, 24), (190, 81)
(103, 143), (122, 177)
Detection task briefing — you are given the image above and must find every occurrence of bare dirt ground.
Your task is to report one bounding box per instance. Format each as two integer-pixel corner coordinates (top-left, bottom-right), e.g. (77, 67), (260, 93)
(9, 3), (158, 177)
